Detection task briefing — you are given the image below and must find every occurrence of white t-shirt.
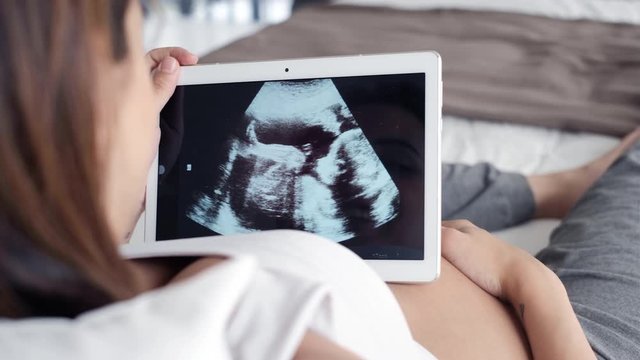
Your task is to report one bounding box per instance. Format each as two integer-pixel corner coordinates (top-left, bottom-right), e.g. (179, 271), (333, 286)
(0, 230), (435, 359)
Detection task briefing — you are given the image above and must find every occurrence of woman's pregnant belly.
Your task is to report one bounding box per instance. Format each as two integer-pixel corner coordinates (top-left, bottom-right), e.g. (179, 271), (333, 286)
(389, 259), (532, 359)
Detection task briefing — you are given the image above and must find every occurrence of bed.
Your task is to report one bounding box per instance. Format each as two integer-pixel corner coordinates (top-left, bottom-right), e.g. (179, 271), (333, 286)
(137, 0), (640, 255)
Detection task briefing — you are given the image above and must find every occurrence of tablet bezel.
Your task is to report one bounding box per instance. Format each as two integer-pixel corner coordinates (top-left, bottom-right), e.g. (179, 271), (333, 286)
(145, 52), (441, 282)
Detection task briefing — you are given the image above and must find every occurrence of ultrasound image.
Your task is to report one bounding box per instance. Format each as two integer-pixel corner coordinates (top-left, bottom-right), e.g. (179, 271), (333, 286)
(186, 79), (400, 242)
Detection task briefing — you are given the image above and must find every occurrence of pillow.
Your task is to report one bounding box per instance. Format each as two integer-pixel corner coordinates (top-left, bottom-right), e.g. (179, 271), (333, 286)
(334, 0), (640, 24)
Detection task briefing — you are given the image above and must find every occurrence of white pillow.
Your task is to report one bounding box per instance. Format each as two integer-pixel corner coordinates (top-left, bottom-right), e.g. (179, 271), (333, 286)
(334, 0), (640, 24)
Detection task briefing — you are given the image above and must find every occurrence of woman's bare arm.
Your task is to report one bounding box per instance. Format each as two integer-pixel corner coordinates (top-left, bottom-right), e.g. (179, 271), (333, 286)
(504, 257), (595, 359)
(442, 220), (595, 359)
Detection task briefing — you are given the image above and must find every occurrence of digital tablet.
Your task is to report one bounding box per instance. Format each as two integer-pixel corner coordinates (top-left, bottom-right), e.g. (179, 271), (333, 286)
(144, 52), (442, 282)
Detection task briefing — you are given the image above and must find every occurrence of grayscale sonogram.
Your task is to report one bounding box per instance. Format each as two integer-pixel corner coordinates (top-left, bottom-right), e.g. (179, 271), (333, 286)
(186, 79), (400, 242)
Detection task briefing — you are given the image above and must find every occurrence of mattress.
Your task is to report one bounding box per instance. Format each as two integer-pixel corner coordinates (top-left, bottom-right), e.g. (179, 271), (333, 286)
(136, 0), (637, 255)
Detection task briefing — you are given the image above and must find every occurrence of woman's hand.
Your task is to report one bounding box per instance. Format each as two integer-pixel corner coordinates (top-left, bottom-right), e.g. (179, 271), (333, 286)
(441, 219), (538, 300)
(146, 47), (198, 112)
(442, 220), (596, 359)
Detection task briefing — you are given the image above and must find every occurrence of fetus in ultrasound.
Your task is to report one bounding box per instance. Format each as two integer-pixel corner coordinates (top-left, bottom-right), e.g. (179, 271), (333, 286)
(187, 79), (400, 242)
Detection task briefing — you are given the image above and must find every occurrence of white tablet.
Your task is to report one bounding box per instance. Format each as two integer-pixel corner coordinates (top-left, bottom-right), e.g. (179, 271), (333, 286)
(144, 52), (442, 282)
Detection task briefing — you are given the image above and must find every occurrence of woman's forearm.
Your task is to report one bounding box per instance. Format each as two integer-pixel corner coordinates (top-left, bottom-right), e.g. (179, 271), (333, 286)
(440, 221), (596, 359)
(504, 259), (595, 360)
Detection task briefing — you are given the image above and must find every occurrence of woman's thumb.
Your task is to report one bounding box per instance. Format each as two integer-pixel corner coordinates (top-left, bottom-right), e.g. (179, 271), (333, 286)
(152, 56), (180, 110)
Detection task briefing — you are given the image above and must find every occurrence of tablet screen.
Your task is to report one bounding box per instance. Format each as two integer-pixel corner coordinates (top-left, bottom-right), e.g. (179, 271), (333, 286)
(156, 73), (426, 260)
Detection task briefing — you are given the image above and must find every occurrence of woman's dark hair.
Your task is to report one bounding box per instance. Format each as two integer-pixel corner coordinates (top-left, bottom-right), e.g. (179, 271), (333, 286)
(0, 0), (141, 318)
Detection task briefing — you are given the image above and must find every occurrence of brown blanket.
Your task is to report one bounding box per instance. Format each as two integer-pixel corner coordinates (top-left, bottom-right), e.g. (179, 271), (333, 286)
(202, 5), (640, 136)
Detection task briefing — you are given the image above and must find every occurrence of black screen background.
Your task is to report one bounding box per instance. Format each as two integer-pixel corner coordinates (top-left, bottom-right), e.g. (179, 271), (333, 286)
(156, 73), (426, 260)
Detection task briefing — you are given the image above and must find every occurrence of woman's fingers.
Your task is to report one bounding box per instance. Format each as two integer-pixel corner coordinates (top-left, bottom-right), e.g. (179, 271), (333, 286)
(442, 219), (478, 233)
(146, 47), (198, 68)
(441, 220), (530, 299)
(151, 57), (180, 111)
(146, 47), (198, 111)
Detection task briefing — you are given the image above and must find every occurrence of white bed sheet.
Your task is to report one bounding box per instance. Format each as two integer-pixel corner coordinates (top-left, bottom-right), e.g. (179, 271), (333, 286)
(136, 0), (634, 255)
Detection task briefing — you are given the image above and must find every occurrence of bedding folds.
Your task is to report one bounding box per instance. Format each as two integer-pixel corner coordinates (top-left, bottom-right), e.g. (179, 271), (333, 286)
(201, 5), (640, 135)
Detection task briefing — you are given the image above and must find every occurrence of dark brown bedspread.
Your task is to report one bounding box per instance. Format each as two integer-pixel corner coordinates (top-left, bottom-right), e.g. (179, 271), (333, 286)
(202, 5), (640, 136)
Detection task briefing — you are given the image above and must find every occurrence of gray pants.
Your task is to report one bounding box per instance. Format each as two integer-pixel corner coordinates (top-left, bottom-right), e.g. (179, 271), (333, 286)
(443, 142), (640, 360)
